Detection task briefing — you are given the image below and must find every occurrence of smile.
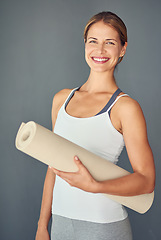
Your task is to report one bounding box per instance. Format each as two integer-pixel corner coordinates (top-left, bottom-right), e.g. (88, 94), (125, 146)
(91, 57), (110, 63)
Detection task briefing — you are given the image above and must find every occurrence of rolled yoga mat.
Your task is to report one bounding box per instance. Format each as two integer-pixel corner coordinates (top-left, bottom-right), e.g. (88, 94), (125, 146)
(15, 121), (154, 214)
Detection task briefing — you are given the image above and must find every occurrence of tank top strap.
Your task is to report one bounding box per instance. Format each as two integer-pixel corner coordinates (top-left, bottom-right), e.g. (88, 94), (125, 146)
(95, 88), (122, 116)
(64, 87), (80, 109)
(107, 93), (129, 115)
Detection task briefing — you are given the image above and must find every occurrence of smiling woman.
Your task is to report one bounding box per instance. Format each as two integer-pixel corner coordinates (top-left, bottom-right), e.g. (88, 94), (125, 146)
(84, 21), (127, 73)
(35, 11), (155, 240)
(84, 11), (127, 64)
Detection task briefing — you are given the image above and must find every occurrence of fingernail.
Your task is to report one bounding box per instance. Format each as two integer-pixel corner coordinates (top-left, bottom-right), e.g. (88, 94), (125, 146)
(75, 156), (79, 160)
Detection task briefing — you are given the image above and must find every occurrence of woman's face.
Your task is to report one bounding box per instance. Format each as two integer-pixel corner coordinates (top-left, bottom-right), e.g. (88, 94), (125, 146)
(85, 21), (127, 73)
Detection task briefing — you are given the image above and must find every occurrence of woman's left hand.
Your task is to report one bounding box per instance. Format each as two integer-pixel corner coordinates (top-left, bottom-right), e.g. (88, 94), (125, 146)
(51, 156), (98, 193)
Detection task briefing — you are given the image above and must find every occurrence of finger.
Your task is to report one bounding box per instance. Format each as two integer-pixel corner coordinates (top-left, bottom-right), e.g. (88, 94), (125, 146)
(50, 167), (66, 176)
(49, 167), (59, 174)
(74, 155), (83, 166)
(53, 169), (74, 181)
(74, 156), (87, 171)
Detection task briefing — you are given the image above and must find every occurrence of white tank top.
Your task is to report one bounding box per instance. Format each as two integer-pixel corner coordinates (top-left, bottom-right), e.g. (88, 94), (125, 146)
(52, 87), (128, 223)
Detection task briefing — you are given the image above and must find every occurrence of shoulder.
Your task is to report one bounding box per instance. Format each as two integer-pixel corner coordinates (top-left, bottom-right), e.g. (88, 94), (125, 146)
(51, 88), (72, 129)
(52, 88), (72, 107)
(117, 95), (144, 119)
(118, 95), (140, 110)
(116, 94), (146, 134)
(52, 88), (73, 113)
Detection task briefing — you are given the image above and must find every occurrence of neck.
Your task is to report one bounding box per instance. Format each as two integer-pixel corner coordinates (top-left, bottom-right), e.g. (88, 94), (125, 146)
(82, 70), (118, 93)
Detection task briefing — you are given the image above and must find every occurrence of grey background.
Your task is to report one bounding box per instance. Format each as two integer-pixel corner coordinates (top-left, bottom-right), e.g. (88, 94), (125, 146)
(0, 0), (161, 239)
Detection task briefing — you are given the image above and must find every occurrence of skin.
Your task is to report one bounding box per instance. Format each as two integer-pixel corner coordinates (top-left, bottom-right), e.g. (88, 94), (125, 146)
(35, 21), (155, 239)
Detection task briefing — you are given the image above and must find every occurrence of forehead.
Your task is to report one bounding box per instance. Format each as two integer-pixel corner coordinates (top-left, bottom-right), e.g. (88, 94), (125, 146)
(87, 21), (119, 40)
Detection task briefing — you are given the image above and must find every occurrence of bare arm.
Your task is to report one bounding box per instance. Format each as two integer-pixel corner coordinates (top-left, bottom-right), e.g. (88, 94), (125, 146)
(36, 89), (71, 239)
(37, 168), (55, 229)
(95, 98), (155, 196)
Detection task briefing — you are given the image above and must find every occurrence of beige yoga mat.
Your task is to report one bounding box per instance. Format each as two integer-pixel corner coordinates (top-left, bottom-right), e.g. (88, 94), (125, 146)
(15, 121), (154, 214)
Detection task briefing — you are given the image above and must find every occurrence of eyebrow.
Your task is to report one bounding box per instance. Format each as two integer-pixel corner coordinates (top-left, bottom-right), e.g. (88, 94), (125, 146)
(88, 37), (118, 42)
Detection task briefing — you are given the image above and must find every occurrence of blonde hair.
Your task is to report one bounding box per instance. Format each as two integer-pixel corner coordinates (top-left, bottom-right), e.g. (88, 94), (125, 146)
(84, 11), (127, 64)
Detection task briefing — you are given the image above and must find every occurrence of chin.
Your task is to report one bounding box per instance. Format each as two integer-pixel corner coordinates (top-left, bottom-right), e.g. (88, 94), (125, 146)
(91, 66), (114, 73)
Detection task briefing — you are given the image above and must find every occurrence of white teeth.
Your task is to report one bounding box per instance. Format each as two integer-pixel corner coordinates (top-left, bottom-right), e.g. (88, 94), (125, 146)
(93, 57), (109, 62)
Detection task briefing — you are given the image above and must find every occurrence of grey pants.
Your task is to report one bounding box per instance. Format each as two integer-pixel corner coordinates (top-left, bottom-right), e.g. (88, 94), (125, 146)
(51, 215), (133, 240)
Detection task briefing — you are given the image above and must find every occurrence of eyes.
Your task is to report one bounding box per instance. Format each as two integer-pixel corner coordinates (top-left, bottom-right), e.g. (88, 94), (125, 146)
(88, 40), (115, 45)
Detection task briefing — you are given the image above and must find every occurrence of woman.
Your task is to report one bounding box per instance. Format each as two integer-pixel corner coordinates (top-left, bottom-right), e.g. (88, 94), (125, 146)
(35, 11), (155, 240)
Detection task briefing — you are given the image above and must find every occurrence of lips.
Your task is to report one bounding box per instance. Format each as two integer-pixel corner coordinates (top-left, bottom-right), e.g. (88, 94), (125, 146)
(91, 57), (110, 64)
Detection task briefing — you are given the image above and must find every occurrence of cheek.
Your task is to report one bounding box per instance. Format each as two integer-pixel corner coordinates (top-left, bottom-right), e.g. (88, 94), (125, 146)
(85, 45), (93, 56)
(107, 47), (120, 56)
(85, 52), (90, 67)
(84, 46), (93, 64)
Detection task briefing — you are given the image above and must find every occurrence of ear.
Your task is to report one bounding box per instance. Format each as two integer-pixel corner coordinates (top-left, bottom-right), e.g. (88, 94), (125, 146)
(120, 42), (128, 57)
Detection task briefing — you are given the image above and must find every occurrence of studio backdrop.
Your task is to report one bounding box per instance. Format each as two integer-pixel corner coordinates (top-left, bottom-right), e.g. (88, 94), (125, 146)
(0, 0), (161, 239)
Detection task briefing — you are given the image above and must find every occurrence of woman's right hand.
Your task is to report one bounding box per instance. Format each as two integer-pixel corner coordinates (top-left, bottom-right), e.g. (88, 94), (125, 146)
(35, 227), (50, 240)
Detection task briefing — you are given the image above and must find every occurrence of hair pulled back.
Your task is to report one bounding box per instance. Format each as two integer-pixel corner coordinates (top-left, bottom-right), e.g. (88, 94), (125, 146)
(84, 12), (127, 64)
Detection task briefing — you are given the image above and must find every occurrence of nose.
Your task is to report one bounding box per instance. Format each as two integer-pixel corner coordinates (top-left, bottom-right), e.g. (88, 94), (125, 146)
(97, 43), (106, 54)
